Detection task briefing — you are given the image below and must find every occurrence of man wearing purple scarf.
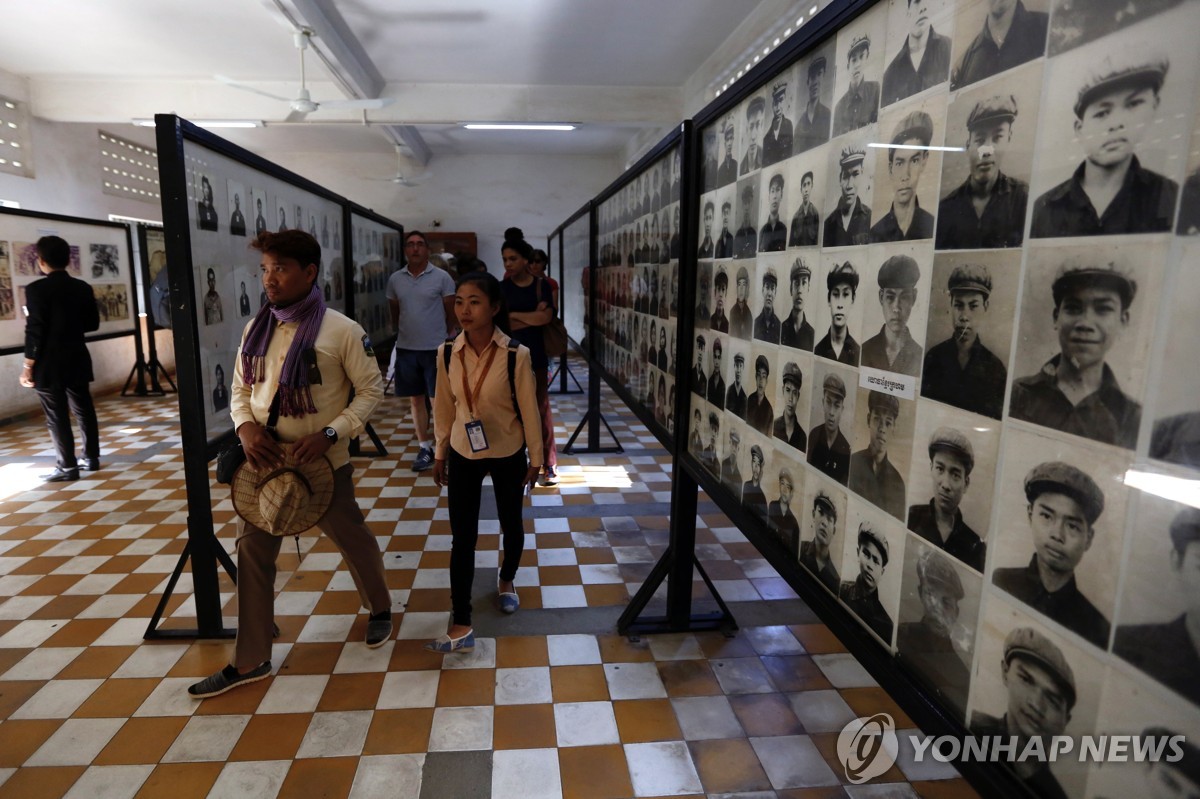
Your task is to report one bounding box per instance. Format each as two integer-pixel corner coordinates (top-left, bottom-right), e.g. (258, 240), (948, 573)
(189, 230), (390, 698)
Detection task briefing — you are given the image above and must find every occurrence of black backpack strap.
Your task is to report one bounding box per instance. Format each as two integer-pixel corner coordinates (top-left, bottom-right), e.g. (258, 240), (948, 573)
(442, 336), (456, 373)
(507, 340), (521, 423)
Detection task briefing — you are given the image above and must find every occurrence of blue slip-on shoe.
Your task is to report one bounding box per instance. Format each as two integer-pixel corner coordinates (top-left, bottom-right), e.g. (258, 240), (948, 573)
(497, 585), (520, 614)
(424, 630), (475, 654)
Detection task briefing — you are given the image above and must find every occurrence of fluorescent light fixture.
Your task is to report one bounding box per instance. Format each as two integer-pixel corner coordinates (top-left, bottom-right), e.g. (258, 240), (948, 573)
(868, 143), (966, 152)
(462, 123), (576, 131)
(132, 119), (262, 129)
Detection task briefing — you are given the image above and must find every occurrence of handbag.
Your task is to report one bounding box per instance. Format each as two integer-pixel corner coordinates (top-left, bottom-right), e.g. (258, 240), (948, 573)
(215, 391), (281, 485)
(538, 278), (569, 358)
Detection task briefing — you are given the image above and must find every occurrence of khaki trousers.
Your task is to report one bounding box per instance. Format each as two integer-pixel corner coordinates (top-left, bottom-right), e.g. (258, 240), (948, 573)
(233, 464), (390, 669)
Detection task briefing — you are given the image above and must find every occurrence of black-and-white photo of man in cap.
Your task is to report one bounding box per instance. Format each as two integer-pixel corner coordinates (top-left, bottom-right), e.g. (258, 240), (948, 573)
(871, 111), (936, 243)
(907, 428), (986, 571)
(951, 0), (1048, 90)
(780, 258), (815, 351)
(860, 254), (923, 376)
(881, 0), (952, 106)
(825, 145), (872, 247)
(833, 33), (881, 136)
(840, 521), (894, 642)
(815, 261), (861, 366)
(801, 489), (842, 593)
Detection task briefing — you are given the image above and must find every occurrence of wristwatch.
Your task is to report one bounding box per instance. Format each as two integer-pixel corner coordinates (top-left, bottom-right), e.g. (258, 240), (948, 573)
(322, 427), (338, 443)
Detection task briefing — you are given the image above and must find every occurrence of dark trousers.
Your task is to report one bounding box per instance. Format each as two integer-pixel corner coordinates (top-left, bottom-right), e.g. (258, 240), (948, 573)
(35, 384), (99, 469)
(448, 447), (528, 626)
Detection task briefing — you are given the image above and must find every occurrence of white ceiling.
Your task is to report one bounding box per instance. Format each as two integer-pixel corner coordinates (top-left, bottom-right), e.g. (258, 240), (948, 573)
(0, 0), (771, 160)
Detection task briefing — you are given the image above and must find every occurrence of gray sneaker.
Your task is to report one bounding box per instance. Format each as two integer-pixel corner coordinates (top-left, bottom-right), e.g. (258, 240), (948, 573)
(188, 661), (271, 699)
(412, 447), (435, 472)
(366, 611), (392, 648)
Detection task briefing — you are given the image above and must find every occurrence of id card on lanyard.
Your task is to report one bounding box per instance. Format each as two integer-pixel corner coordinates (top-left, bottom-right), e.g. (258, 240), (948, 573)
(460, 344), (499, 453)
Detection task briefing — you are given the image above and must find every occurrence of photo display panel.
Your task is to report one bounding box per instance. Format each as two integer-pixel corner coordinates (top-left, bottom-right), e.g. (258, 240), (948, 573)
(182, 138), (346, 441)
(687, 1), (1200, 795)
(596, 143), (682, 441)
(562, 216), (589, 345)
(348, 211), (402, 349)
(0, 211), (134, 352)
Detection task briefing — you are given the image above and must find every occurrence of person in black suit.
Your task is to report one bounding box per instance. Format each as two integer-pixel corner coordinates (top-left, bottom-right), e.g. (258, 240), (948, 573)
(19, 236), (101, 482)
(230, 193), (247, 236)
(254, 197), (268, 235)
(717, 116), (739, 187)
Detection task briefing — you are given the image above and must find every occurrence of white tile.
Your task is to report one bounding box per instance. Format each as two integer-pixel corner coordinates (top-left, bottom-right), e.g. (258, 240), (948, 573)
(348, 754), (425, 799)
(670, 696), (744, 740)
(396, 611), (448, 640)
(492, 748), (562, 799)
(894, 727), (962, 781)
(112, 644), (189, 678)
(62, 764), (154, 799)
(26, 717), (125, 766)
(532, 518), (570, 534)
(162, 714), (251, 762)
(750, 735), (840, 789)
(533, 547), (576, 566)
(0, 768), (14, 788)
(624, 741), (703, 797)
(427, 706), (493, 751)
(92, 617), (151, 647)
(295, 710), (373, 758)
(133, 678), (203, 717)
(539, 585), (588, 608)
(439, 637), (496, 670)
(377, 670), (440, 709)
(207, 760), (291, 799)
(0, 619), (65, 648)
(646, 633), (704, 661)
(787, 689), (857, 733)
(10, 678), (103, 719)
(554, 701), (619, 747)
(710, 580), (763, 601)
(1, 647), (84, 681)
(0, 595), (53, 620)
(812, 653), (879, 688)
(411, 569), (452, 589)
(333, 641), (394, 673)
(546, 634), (601, 666)
(76, 593), (142, 619)
(495, 667), (553, 705)
(273, 591), (322, 615)
(604, 662), (667, 700)
(579, 564), (624, 584)
(296, 614), (355, 643)
(257, 674), (327, 714)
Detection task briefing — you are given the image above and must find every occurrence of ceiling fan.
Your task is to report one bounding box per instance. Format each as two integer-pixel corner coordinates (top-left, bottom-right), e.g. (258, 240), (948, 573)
(216, 28), (395, 121)
(367, 147), (430, 186)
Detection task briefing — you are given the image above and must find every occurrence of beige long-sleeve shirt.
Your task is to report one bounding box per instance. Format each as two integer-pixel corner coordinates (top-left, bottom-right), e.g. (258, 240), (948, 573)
(434, 329), (543, 467)
(231, 309), (382, 469)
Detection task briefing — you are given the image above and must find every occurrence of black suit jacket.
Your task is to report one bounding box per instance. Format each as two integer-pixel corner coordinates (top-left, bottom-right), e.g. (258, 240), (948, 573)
(24, 270), (100, 389)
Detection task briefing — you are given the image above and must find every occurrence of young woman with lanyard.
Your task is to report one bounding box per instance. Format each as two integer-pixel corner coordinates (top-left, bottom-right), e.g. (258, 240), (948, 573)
(500, 229), (560, 486)
(428, 272), (542, 653)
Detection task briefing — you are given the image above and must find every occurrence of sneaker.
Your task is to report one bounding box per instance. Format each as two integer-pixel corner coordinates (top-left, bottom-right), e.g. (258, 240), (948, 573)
(366, 611), (392, 648)
(41, 467), (79, 483)
(412, 447), (435, 472)
(188, 661), (272, 698)
(424, 630), (475, 654)
(537, 469), (559, 487)
(82, 459), (101, 472)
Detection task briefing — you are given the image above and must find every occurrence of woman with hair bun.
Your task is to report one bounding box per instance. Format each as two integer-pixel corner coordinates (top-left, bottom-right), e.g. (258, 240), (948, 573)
(500, 228), (559, 486)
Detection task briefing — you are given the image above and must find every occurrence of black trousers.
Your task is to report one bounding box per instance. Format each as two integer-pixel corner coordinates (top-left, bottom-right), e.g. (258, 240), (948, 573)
(36, 384), (99, 469)
(448, 447), (527, 626)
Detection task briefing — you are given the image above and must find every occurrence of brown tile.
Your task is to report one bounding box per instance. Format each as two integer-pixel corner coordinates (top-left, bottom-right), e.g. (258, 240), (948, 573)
(559, 744), (633, 799)
(166, 643), (233, 678)
(95, 717), (189, 765)
(317, 673), (384, 711)
(612, 699), (681, 743)
(81, 538), (136, 556)
(55, 647), (137, 680)
(0, 766), (86, 799)
(19, 575), (83, 596)
(790, 624), (848, 654)
(840, 687), (914, 728)
(576, 547), (616, 565)
(134, 763), (224, 799)
(41, 619), (115, 647)
(775, 788), (851, 798)
(0, 648), (30, 677)
(809, 732), (906, 785)
(362, 707), (434, 755)
(28, 595), (97, 620)
(403, 588), (452, 613)
(689, 738), (773, 794)
(73, 677), (160, 718)
(550, 665), (609, 702)
(389, 640), (447, 672)
(436, 667), (495, 706)
(761, 655), (833, 692)
(536, 532), (574, 548)
(109, 573), (166, 595)
(518, 588), (544, 611)
(656, 660), (722, 697)
(597, 635), (654, 663)
(0, 719), (62, 767)
(911, 778), (982, 799)
(385, 569), (416, 591)
(92, 555), (152, 575)
(728, 693), (805, 737)
(495, 635), (549, 668)
(0, 680), (45, 721)
(538, 565), (582, 586)
(582, 584), (631, 606)
(277, 756), (357, 799)
(493, 703), (557, 750)
(313, 591), (368, 615)
(192, 672), (272, 716)
(279, 643), (345, 675)
(228, 713), (309, 761)
(696, 632), (759, 659)
(3, 540), (58, 557)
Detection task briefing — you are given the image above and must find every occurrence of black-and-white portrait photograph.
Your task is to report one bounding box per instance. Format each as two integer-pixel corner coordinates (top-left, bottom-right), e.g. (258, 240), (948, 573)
(906, 402), (1001, 573)
(740, 92), (768, 177)
(896, 538), (982, 721)
(1029, 14), (1199, 239)
(1048, 0), (1187, 56)
(937, 64), (1041, 250)
(694, 261), (712, 332)
(709, 263), (730, 334)
(1009, 240), (1165, 450)
(766, 449), (806, 555)
(859, 244), (931, 378)
(838, 502), (904, 646)
(698, 194), (718, 259)
(707, 332), (728, 411)
(752, 256), (783, 345)
(881, 0), (955, 107)
(808, 361), (858, 486)
(745, 345), (777, 437)
(88, 243), (121, 280)
(921, 251), (1020, 420)
(773, 350), (813, 455)
(969, 598), (1102, 799)
(714, 186), (735, 259)
(275, 197), (289, 232)
(729, 263), (754, 340)
(813, 253), (865, 367)
(762, 72), (795, 169)
(251, 188), (268, 235)
(786, 150), (824, 249)
(871, 96), (947, 243)
(779, 253), (817, 352)
(989, 425), (1132, 650)
(794, 43), (836, 154)
(1148, 236), (1200, 470)
(716, 112), (740, 189)
(740, 431), (773, 518)
(758, 170), (789, 253)
(719, 419), (746, 498)
(201, 264), (225, 326)
(800, 477), (847, 594)
(1112, 490), (1200, 709)
(195, 172), (218, 232)
(227, 178), (247, 237)
(832, 3), (887, 136)
(733, 177), (759, 259)
(823, 139), (875, 247)
(949, 0), (1049, 91)
(702, 126), (720, 193)
(724, 338), (752, 421)
(848, 388), (916, 521)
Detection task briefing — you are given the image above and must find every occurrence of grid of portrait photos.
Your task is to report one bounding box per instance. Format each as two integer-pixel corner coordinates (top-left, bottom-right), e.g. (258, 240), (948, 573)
(0, 213), (134, 351)
(683, 1), (1200, 795)
(595, 144), (683, 439)
(349, 212), (403, 350)
(184, 140), (348, 439)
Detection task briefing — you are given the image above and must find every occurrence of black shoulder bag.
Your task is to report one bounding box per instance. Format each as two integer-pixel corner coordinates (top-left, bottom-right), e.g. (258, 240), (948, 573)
(215, 391), (281, 484)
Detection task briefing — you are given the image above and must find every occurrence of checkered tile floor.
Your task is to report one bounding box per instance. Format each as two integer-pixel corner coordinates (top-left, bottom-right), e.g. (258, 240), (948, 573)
(0, 355), (974, 798)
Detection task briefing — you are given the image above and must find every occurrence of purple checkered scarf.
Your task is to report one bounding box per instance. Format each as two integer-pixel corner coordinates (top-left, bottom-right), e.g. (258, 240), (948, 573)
(240, 284), (327, 417)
